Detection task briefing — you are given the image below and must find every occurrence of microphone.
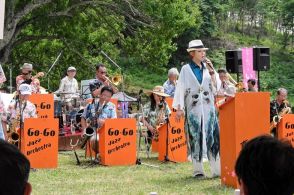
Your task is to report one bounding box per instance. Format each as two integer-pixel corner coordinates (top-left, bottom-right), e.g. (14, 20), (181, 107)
(203, 57), (215, 72)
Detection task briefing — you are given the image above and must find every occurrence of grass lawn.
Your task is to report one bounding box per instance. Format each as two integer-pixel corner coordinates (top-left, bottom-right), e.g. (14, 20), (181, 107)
(29, 151), (234, 195)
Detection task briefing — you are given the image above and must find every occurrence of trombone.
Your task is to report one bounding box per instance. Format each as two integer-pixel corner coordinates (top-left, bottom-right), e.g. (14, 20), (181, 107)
(103, 75), (122, 92)
(103, 74), (122, 86)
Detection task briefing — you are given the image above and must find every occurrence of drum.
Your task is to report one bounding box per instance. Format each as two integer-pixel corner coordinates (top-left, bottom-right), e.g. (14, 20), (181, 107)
(64, 96), (81, 110)
(54, 100), (62, 117)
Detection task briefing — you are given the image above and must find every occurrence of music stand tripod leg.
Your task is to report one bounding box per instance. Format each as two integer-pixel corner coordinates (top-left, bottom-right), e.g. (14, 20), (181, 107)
(162, 113), (176, 164)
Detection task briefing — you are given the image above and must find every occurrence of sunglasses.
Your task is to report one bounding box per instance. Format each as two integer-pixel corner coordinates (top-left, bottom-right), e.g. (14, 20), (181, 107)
(22, 71), (32, 75)
(99, 71), (107, 74)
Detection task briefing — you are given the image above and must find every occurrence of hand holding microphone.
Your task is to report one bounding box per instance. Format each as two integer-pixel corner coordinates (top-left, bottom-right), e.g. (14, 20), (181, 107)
(203, 57), (216, 76)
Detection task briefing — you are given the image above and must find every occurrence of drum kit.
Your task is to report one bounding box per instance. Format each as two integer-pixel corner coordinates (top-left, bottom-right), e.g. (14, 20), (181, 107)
(53, 91), (87, 135)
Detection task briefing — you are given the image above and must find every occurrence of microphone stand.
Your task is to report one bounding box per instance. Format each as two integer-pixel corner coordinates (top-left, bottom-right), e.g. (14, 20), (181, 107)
(162, 100), (176, 163)
(136, 92), (159, 168)
(91, 100), (105, 165)
(45, 51), (63, 91)
(19, 99), (25, 151)
(100, 50), (126, 102)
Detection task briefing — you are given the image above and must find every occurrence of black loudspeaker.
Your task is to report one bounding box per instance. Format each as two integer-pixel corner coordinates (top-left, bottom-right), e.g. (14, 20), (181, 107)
(225, 50), (242, 73)
(253, 47), (270, 71)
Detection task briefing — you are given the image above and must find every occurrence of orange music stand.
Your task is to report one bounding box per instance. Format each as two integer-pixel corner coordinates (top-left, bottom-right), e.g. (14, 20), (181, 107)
(21, 118), (59, 168)
(219, 92), (270, 188)
(99, 118), (137, 166)
(277, 114), (294, 147)
(29, 94), (54, 119)
(157, 116), (187, 162)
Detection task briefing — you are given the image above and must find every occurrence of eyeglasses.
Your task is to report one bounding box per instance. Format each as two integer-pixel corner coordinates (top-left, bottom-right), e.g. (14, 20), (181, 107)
(22, 71), (32, 75)
(99, 71), (107, 74)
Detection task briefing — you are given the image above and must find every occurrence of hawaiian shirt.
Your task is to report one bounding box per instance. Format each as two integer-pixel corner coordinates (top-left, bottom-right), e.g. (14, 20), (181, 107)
(163, 80), (177, 97)
(217, 81), (236, 97)
(81, 99), (117, 128)
(143, 102), (171, 128)
(5, 100), (37, 122)
(0, 95), (5, 140)
(16, 75), (41, 94)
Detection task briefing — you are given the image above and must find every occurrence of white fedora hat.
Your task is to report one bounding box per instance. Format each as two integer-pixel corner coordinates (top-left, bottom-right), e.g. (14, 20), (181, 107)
(187, 40), (209, 52)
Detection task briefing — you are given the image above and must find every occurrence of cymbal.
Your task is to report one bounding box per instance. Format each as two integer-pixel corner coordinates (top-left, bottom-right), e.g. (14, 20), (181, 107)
(54, 92), (79, 95)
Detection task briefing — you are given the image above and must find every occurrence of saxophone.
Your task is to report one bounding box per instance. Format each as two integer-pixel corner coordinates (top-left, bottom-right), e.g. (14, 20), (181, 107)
(154, 102), (166, 141)
(79, 101), (105, 148)
(269, 100), (292, 132)
(8, 113), (21, 145)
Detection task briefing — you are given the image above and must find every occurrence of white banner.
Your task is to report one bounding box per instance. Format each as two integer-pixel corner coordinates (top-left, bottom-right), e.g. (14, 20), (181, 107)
(0, 0), (5, 39)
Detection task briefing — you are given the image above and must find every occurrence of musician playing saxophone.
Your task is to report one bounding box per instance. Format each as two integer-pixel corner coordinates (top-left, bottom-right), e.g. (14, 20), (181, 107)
(141, 86), (171, 148)
(80, 84), (117, 154)
(270, 88), (292, 136)
(3, 84), (37, 143)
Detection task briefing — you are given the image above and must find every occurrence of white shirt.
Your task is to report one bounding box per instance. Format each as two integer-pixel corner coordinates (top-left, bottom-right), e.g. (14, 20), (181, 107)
(56, 76), (79, 98)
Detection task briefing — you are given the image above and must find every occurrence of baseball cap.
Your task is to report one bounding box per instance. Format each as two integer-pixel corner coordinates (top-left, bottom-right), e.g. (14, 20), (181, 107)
(19, 84), (32, 95)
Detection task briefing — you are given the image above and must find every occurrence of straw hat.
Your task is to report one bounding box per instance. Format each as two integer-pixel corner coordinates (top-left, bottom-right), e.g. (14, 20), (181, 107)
(146, 86), (170, 97)
(187, 40), (209, 52)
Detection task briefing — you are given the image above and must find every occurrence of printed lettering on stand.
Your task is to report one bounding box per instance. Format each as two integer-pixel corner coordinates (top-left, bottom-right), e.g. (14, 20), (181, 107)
(29, 94), (54, 119)
(99, 118), (137, 166)
(21, 118), (59, 168)
(278, 114), (294, 147)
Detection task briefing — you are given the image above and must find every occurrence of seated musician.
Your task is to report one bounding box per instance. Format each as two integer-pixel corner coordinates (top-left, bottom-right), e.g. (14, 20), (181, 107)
(55, 66), (79, 114)
(270, 88), (292, 137)
(55, 66), (79, 98)
(217, 68), (236, 98)
(163, 67), (179, 97)
(95, 64), (118, 94)
(3, 84), (37, 144)
(141, 86), (171, 148)
(16, 63), (43, 94)
(80, 83), (117, 156)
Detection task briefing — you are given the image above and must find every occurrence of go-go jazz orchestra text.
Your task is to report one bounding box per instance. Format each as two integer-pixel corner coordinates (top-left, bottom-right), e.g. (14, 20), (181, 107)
(34, 102), (51, 109)
(108, 128), (134, 136)
(27, 128), (56, 136)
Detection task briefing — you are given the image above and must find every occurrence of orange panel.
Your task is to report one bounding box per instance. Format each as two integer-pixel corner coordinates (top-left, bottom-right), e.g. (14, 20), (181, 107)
(21, 118), (59, 168)
(219, 92), (270, 188)
(28, 94), (54, 119)
(278, 114), (294, 147)
(99, 118), (137, 166)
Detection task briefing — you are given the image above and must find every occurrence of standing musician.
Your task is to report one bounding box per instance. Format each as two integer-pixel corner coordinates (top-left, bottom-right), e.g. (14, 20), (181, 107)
(163, 67), (179, 97)
(270, 88), (292, 137)
(141, 86), (171, 149)
(217, 68), (236, 98)
(80, 83), (117, 156)
(16, 63), (44, 94)
(173, 40), (221, 178)
(95, 64), (118, 94)
(3, 84), (37, 144)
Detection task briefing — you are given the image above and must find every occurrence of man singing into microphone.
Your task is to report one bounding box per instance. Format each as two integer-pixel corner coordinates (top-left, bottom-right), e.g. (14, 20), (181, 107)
(173, 39), (221, 178)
